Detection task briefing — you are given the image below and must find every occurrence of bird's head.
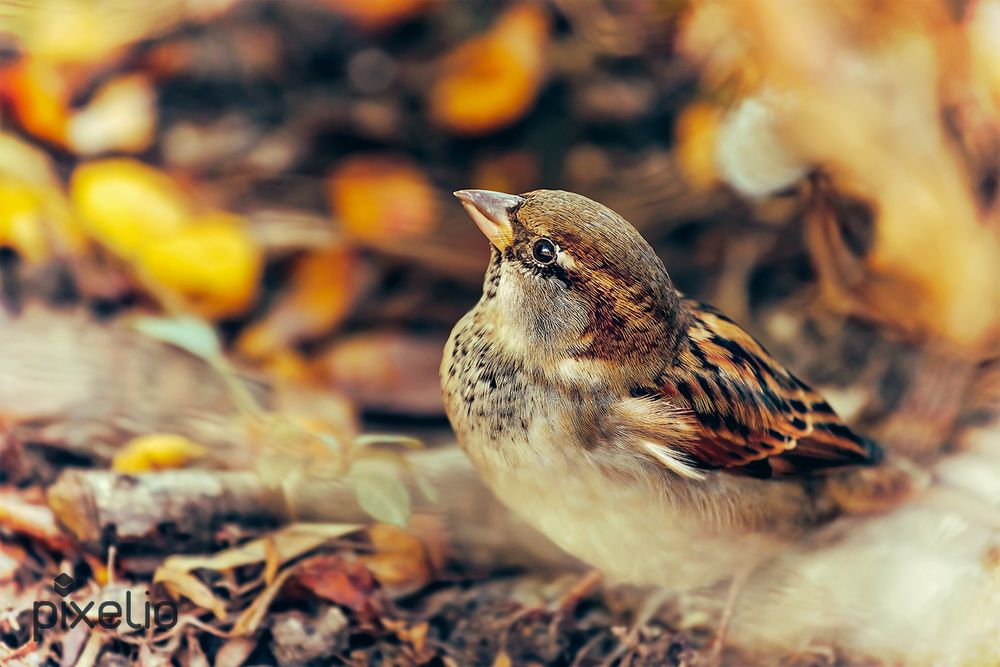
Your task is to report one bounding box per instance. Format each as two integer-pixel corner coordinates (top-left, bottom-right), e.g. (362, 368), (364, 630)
(454, 188), (688, 387)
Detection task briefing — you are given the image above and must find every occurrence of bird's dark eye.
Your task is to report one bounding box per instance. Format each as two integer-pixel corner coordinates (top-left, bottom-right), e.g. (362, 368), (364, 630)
(531, 238), (557, 264)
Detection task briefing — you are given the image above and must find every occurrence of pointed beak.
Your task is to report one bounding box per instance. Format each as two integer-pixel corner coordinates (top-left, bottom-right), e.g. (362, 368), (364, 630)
(453, 189), (524, 251)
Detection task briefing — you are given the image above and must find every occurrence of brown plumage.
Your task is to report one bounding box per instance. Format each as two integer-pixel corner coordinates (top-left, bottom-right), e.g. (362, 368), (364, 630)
(441, 188), (913, 593)
(660, 299), (881, 478)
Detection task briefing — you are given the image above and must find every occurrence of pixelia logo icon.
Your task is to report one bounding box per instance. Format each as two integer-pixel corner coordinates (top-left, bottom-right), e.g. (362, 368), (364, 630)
(32, 573), (178, 640)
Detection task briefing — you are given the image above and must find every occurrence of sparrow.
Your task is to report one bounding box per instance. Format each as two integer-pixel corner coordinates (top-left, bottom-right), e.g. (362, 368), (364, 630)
(441, 188), (913, 591)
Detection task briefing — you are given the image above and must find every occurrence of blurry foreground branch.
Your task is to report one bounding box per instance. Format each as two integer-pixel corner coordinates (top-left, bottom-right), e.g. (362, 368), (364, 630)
(47, 448), (576, 572)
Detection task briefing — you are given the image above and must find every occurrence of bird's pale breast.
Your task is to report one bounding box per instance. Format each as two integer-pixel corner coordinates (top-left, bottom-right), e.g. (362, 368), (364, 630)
(441, 309), (799, 590)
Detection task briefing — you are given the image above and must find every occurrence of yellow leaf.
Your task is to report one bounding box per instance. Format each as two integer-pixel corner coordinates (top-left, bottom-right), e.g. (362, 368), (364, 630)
(158, 523), (362, 575)
(156, 568), (228, 620)
(6, 0), (181, 66)
(263, 535), (281, 586)
(82, 554), (109, 586)
(112, 434), (208, 473)
(230, 567), (295, 636)
(0, 133), (61, 188)
(675, 102), (723, 189)
(71, 158), (189, 259)
(0, 180), (50, 263)
(0, 138), (86, 258)
(136, 213), (262, 318)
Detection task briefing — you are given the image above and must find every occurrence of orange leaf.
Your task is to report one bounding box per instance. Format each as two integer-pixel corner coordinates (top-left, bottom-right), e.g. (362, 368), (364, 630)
(237, 246), (356, 360)
(429, 5), (550, 135)
(328, 155), (438, 244)
(0, 61), (71, 145)
(675, 102), (724, 189)
(322, 0), (426, 30)
(360, 524), (431, 595)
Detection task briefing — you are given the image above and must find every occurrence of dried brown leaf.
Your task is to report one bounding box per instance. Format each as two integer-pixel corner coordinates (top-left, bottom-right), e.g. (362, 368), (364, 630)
(293, 553), (378, 613)
(155, 523), (361, 619)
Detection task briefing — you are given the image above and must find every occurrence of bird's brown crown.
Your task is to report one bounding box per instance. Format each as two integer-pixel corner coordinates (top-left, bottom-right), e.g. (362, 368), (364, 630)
(498, 190), (689, 372)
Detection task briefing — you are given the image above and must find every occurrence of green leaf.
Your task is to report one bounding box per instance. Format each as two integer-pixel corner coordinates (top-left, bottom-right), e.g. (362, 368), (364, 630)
(131, 315), (221, 361)
(351, 460), (410, 528)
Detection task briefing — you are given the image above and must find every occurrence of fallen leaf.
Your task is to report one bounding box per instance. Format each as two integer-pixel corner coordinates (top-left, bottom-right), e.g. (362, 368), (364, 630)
(429, 5), (550, 135)
(263, 533), (281, 586)
(136, 212), (262, 318)
(156, 568), (228, 620)
(293, 553), (378, 612)
(138, 643), (173, 667)
(6, 0), (180, 66)
(390, 620), (428, 655)
(681, 0), (1000, 352)
(80, 553), (109, 588)
(112, 434), (209, 473)
(0, 136), (84, 264)
(360, 524), (431, 596)
(237, 246), (357, 360)
(0, 132), (62, 187)
(59, 623), (90, 667)
(230, 567), (295, 636)
(0, 60), (71, 145)
(968, 0), (1000, 107)
(675, 101), (724, 190)
(155, 523), (361, 620)
(71, 159), (190, 261)
(328, 155), (438, 245)
(0, 488), (72, 552)
(159, 523), (362, 575)
(0, 179), (51, 263)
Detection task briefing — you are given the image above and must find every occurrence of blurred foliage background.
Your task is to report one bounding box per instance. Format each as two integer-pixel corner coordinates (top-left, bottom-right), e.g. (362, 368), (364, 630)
(1, 0), (997, 431)
(2, 0), (1000, 664)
